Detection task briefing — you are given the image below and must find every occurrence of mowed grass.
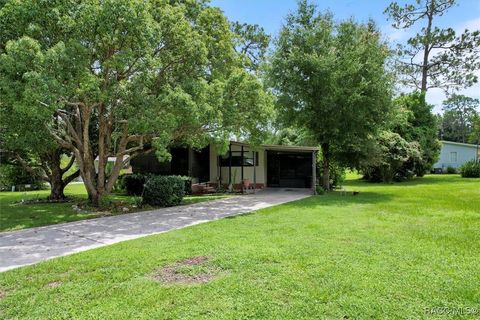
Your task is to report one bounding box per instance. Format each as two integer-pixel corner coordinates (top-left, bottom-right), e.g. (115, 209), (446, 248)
(1, 175), (479, 319)
(0, 184), (94, 232)
(0, 184), (231, 232)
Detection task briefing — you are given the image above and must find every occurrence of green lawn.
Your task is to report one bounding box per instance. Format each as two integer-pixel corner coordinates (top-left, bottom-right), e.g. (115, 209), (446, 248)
(0, 184), (231, 232)
(1, 175), (479, 319)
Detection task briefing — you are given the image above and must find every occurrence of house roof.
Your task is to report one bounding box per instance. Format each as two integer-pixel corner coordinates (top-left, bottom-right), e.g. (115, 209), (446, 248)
(229, 141), (319, 152)
(441, 140), (479, 149)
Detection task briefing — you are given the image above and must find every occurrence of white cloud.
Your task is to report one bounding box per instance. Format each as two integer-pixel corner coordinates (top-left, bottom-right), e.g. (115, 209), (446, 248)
(382, 24), (411, 42)
(457, 16), (480, 32)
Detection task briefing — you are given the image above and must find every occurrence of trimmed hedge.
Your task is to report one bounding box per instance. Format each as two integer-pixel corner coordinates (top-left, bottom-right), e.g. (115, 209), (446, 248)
(177, 176), (192, 195)
(460, 160), (480, 178)
(122, 174), (147, 195)
(143, 175), (185, 207)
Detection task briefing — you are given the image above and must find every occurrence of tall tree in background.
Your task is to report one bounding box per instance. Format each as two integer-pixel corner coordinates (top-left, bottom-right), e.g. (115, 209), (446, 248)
(440, 94), (479, 143)
(385, 0), (480, 92)
(231, 22), (270, 72)
(269, 1), (392, 190)
(391, 92), (440, 175)
(0, 0), (273, 205)
(469, 114), (480, 145)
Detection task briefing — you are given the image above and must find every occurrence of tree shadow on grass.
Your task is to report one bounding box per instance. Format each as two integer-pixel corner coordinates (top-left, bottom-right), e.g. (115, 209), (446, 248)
(290, 191), (395, 208)
(345, 174), (479, 188)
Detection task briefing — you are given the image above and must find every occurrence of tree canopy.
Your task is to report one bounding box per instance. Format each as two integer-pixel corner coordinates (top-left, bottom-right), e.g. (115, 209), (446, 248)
(268, 0), (393, 189)
(0, 0), (273, 204)
(439, 94), (479, 143)
(385, 0), (480, 92)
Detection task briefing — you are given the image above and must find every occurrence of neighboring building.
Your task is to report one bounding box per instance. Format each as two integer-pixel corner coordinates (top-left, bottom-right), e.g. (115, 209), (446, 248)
(434, 141), (479, 170)
(130, 141), (319, 192)
(94, 156), (132, 174)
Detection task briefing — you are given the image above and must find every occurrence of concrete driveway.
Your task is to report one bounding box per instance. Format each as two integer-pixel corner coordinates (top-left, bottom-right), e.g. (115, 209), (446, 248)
(0, 188), (311, 272)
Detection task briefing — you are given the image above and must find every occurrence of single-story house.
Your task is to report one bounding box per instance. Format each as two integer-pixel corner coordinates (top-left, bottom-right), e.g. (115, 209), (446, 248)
(433, 140), (479, 171)
(130, 141), (319, 193)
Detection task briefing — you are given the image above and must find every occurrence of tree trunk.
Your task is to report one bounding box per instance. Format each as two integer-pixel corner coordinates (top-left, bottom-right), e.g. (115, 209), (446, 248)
(49, 180), (66, 200)
(321, 143), (330, 191)
(421, 2), (434, 92)
(44, 150), (66, 200)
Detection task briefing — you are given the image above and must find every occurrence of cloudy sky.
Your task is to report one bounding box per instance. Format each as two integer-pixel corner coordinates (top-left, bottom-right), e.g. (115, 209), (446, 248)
(211, 0), (480, 114)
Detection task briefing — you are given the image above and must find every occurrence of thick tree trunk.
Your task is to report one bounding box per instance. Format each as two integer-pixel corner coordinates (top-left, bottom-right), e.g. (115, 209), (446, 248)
(49, 180), (66, 200)
(45, 150), (66, 200)
(321, 143), (330, 191)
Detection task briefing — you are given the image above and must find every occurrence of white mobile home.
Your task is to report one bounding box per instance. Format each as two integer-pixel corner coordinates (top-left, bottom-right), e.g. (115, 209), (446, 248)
(131, 141), (319, 193)
(434, 141), (479, 170)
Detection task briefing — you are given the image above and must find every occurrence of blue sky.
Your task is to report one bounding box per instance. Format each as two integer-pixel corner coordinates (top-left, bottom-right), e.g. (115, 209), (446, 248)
(211, 0), (480, 113)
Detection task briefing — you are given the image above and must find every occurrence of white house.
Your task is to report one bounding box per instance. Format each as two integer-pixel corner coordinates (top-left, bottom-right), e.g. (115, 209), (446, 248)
(130, 141), (319, 193)
(433, 141), (479, 170)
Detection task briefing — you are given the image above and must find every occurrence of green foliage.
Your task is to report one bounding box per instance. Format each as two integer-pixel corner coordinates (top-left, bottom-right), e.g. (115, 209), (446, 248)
(439, 94), (479, 143)
(316, 158), (346, 189)
(177, 176), (193, 195)
(469, 114), (480, 144)
(363, 131), (422, 183)
(142, 175), (185, 207)
(122, 174), (148, 196)
(385, 0), (480, 91)
(0, 164), (44, 190)
(315, 185), (325, 195)
(231, 22), (270, 71)
(391, 92), (441, 175)
(363, 92), (440, 181)
(460, 160), (480, 178)
(0, 0), (273, 203)
(269, 1), (392, 189)
(446, 166), (457, 174)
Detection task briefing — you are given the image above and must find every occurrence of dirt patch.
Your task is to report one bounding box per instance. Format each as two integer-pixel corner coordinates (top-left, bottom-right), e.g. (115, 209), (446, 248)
(44, 281), (62, 289)
(151, 256), (219, 285)
(0, 289), (6, 300)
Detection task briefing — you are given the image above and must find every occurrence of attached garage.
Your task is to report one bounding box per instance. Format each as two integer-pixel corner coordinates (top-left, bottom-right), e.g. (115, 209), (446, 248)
(211, 142), (318, 193)
(266, 151), (313, 188)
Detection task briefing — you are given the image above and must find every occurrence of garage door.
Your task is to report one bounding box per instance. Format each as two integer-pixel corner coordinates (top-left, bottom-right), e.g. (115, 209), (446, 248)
(266, 151), (312, 188)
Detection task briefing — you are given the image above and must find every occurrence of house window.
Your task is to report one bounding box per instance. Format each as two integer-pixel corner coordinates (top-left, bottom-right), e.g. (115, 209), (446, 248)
(219, 151), (258, 167)
(450, 152), (457, 163)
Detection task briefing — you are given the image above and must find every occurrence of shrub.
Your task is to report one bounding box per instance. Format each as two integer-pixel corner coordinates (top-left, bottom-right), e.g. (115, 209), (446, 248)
(317, 160), (346, 189)
(460, 160), (480, 178)
(143, 175), (185, 206)
(177, 176), (192, 195)
(315, 185), (325, 195)
(446, 166), (457, 174)
(122, 174), (148, 195)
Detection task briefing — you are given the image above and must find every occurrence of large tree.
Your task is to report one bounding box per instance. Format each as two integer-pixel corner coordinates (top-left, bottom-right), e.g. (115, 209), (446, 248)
(0, 0), (273, 205)
(0, 40), (79, 199)
(385, 0), (480, 92)
(269, 1), (393, 190)
(0, 106), (79, 200)
(440, 94), (479, 143)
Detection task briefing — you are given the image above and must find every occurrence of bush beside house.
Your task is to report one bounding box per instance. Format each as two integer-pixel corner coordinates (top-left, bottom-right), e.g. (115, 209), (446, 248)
(143, 176), (185, 207)
(460, 160), (480, 178)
